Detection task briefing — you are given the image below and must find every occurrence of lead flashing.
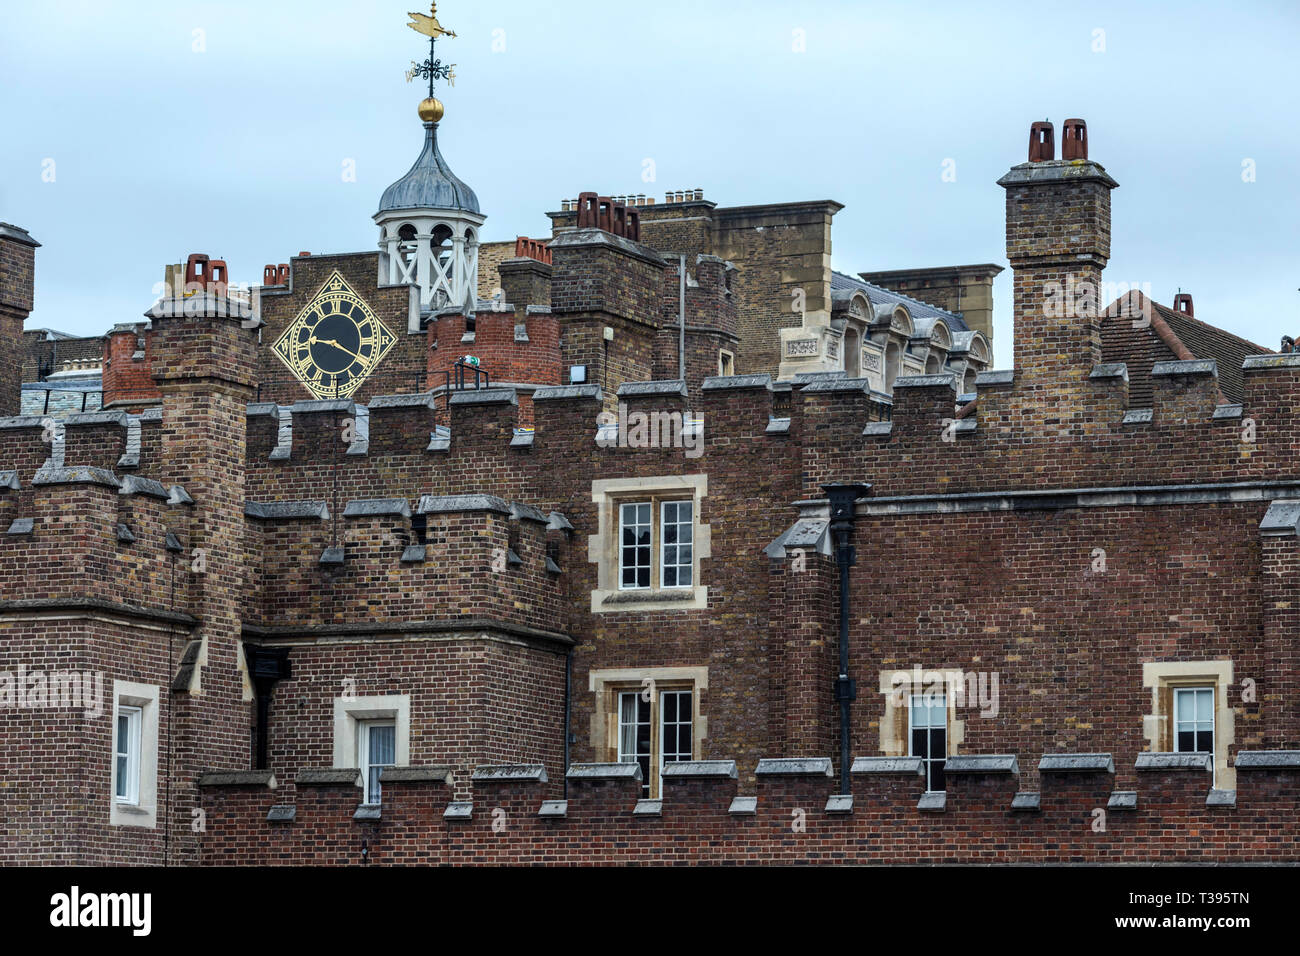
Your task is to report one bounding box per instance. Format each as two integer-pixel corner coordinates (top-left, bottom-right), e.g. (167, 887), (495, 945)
(1152, 358), (1217, 378)
(566, 762), (642, 781)
(449, 387), (516, 406)
(755, 757), (833, 777)
(1108, 790), (1138, 810)
(1038, 753), (1115, 774)
(343, 498), (411, 518)
(702, 374), (772, 391)
(633, 799), (663, 816)
(532, 384), (603, 402)
(975, 369), (1014, 387)
(945, 754), (1018, 774)
(661, 760), (738, 780)
(1260, 501), (1300, 536)
(618, 379), (687, 398)
(417, 493), (511, 515)
(1235, 750), (1300, 769)
(1011, 791), (1041, 812)
(851, 756), (924, 775)
(1089, 363), (1129, 383)
(245, 500), (330, 521)
(729, 796), (758, 815)
(1135, 752), (1212, 772)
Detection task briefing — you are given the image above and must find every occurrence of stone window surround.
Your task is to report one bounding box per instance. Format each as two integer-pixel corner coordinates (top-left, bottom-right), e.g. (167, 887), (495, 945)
(1143, 660), (1235, 790)
(333, 694), (411, 787)
(588, 474), (710, 613)
(876, 667), (968, 759)
(110, 679), (160, 829)
(588, 666), (709, 796)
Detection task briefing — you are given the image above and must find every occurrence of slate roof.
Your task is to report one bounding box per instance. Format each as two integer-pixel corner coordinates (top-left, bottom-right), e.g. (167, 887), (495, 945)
(378, 124), (480, 215)
(1100, 296), (1270, 406)
(831, 271), (970, 332)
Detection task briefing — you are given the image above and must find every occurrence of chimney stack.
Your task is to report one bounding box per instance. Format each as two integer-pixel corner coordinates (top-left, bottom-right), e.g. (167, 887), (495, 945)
(998, 118), (1118, 415)
(0, 223), (39, 416)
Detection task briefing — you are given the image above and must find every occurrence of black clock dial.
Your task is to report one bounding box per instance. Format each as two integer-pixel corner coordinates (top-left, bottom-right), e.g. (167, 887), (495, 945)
(272, 271), (398, 401)
(310, 308), (364, 375)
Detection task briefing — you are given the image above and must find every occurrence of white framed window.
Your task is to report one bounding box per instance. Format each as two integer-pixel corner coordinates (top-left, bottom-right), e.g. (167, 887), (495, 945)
(617, 687), (695, 798)
(359, 720), (396, 804)
(909, 693), (947, 792)
(619, 502), (653, 589)
(660, 501), (693, 588)
(718, 350), (735, 376)
(110, 680), (160, 828)
(617, 499), (694, 591)
(1174, 686), (1215, 781)
(333, 695), (410, 801)
(591, 475), (711, 613)
(115, 706), (142, 805)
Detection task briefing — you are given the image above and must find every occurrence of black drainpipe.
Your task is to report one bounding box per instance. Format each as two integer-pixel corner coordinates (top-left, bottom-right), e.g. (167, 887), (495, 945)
(823, 483), (869, 795)
(563, 646), (573, 798)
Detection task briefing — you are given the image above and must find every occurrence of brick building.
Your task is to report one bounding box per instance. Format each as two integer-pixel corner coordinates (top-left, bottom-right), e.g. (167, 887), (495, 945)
(1, 100), (1298, 866)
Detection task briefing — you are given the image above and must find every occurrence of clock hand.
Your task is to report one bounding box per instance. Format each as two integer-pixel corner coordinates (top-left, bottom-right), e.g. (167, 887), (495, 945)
(309, 335), (364, 362)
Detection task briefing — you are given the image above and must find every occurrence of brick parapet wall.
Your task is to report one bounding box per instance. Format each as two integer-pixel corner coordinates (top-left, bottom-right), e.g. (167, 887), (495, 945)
(196, 756), (1300, 864)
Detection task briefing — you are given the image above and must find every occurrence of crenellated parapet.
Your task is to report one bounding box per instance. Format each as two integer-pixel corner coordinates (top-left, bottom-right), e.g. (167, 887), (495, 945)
(196, 750), (1300, 865)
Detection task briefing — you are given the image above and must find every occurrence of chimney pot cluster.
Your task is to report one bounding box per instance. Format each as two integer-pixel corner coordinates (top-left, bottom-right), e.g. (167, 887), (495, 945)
(576, 191), (641, 242)
(514, 236), (553, 265)
(262, 263), (291, 286)
(184, 253), (229, 296)
(1027, 118), (1088, 162)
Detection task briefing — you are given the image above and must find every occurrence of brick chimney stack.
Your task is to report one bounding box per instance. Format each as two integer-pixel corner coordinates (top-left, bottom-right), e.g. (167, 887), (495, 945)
(147, 277), (260, 862)
(0, 223), (40, 416)
(998, 119), (1118, 415)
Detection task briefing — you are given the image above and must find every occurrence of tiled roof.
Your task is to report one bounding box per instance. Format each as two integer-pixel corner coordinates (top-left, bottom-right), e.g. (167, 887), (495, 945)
(1100, 296), (1270, 406)
(1157, 303), (1269, 406)
(831, 270), (970, 332)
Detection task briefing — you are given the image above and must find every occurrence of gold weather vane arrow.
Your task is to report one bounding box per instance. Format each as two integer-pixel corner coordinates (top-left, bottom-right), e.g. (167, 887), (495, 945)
(404, 3), (458, 94)
(407, 3), (456, 39)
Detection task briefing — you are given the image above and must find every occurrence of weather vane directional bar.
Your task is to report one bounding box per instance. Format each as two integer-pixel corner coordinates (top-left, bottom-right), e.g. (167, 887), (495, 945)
(405, 3), (457, 96)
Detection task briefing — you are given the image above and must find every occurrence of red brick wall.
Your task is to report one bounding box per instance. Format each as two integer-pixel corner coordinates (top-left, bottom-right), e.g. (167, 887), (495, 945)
(196, 761), (1300, 864)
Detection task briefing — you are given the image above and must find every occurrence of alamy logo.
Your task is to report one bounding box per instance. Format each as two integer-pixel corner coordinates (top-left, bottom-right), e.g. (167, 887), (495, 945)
(595, 404), (703, 459)
(49, 886), (151, 936)
(0, 666), (103, 718)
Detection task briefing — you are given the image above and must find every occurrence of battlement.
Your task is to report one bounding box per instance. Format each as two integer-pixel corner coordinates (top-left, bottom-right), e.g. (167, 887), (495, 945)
(241, 490), (570, 635)
(196, 751), (1300, 865)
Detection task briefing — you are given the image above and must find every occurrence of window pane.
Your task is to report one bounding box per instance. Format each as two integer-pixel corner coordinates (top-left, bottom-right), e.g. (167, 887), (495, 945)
(660, 500), (693, 589)
(619, 503), (653, 590)
(1196, 689), (1213, 722)
(1176, 690), (1195, 724)
(370, 724), (395, 766)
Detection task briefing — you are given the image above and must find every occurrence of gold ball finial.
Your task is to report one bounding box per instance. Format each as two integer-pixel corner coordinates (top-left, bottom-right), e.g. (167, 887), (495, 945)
(418, 96), (444, 123)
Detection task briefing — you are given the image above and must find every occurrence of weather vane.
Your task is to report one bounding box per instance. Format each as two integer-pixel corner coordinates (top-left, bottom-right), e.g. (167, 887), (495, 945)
(405, 3), (457, 96)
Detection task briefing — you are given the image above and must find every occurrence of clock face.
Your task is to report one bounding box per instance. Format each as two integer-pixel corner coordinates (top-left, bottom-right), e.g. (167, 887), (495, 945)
(272, 271), (397, 400)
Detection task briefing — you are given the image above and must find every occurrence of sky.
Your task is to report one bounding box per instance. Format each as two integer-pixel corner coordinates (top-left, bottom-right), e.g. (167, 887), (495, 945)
(1, 0), (1297, 369)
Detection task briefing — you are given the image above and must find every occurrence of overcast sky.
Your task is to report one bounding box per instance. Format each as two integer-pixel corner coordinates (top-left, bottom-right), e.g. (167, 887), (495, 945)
(2, 0), (1296, 368)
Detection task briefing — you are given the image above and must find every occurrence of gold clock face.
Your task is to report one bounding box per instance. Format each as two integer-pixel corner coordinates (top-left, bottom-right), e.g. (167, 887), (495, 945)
(272, 271), (397, 400)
